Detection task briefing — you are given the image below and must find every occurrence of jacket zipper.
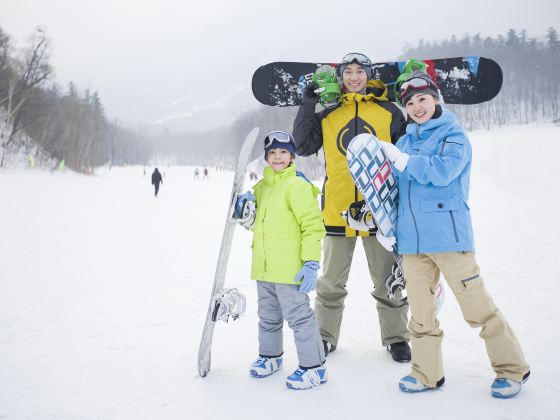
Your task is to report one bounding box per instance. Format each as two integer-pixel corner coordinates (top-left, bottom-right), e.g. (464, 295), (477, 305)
(408, 179), (420, 253)
(449, 211), (459, 242)
(410, 126), (420, 253)
(438, 135), (458, 242)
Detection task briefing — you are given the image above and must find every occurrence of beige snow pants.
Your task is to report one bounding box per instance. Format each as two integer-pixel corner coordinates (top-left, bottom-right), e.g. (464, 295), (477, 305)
(403, 252), (529, 387)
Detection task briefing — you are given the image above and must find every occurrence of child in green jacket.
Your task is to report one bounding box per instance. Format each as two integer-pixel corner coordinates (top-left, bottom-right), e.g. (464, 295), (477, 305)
(234, 130), (327, 390)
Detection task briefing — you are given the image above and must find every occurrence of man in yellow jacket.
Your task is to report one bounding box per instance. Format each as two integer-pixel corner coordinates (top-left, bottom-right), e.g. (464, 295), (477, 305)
(293, 52), (410, 362)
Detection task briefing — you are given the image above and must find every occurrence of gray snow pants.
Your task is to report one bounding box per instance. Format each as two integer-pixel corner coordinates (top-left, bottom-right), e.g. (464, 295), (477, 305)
(256, 281), (325, 368)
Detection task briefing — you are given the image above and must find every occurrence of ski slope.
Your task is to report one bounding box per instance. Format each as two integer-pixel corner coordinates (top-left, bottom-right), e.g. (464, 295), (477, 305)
(0, 123), (558, 420)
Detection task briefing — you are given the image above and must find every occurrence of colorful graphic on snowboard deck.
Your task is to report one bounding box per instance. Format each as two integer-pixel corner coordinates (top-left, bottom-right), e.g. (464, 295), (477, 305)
(347, 134), (399, 238)
(197, 127), (260, 378)
(252, 56), (502, 106)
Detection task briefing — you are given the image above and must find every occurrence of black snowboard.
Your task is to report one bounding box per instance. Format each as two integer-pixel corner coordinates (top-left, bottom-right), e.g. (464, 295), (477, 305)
(252, 56), (502, 106)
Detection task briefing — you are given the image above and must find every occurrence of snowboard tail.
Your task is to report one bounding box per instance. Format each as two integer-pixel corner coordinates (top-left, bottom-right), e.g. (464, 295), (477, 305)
(346, 134), (402, 299)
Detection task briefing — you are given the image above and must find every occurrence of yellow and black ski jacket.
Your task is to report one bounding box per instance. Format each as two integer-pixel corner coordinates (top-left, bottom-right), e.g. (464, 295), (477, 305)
(293, 80), (406, 237)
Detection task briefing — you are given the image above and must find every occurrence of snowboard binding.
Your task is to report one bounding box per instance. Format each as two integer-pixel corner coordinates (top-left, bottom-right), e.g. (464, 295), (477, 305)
(211, 288), (246, 322)
(385, 262), (407, 303)
(312, 65), (341, 109)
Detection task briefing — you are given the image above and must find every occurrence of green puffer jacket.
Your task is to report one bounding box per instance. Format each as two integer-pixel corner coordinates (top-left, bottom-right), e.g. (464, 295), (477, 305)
(251, 164), (326, 284)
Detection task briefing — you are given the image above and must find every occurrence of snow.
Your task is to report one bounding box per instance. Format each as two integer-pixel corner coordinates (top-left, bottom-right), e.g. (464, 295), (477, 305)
(1, 123), (559, 420)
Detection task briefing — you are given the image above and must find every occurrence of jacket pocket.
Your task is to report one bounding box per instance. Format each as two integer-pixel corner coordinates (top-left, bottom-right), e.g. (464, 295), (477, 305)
(420, 198), (461, 243)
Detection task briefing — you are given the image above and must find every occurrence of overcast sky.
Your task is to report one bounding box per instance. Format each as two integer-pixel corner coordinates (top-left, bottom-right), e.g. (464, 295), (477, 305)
(1, 0), (558, 133)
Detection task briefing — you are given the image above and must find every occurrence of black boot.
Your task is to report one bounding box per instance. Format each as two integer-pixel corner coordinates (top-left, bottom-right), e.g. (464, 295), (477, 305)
(387, 341), (411, 362)
(323, 340), (337, 357)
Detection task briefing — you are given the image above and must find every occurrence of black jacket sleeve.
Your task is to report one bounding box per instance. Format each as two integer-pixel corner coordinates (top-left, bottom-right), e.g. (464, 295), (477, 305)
(293, 102), (324, 157)
(389, 105), (407, 144)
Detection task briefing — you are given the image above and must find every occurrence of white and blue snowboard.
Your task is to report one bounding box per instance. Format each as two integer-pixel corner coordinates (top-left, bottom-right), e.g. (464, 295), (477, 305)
(346, 133), (444, 309)
(197, 127), (260, 377)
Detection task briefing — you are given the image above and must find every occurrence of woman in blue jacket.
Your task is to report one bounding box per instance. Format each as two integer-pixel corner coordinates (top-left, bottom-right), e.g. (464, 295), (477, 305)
(378, 70), (530, 398)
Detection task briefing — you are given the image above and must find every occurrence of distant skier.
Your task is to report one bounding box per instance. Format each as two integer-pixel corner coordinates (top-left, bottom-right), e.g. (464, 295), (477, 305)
(202, 167), (209, 180)
(232, 130), (327, 390)
(151, 168), (163, 197)
(194, 168), (200, 180)
(375, 70), (530, 397)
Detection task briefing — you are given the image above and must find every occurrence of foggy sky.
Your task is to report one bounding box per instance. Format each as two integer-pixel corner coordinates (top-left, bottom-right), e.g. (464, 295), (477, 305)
(1, 0), (558, 133)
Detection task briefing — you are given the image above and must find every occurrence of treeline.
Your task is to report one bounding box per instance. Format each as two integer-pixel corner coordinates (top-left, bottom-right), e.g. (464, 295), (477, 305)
(3, 26), (558, 171)
(0, 26), (152, 172)
(401, 27), (560, 128)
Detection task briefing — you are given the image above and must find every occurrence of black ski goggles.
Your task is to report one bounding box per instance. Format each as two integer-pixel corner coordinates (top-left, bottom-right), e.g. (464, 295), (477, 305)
(340, 52), (372, 66)
(264, 131), (295, 150)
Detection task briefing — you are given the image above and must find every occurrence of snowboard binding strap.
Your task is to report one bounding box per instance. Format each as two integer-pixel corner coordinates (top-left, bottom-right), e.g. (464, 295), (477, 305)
(211, 288), (246, 322)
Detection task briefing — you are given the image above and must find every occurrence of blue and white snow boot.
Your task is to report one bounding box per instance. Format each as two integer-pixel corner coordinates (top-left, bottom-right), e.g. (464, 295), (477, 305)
(491, 371), (529, 399)
(249, 356), (282, 378)
(399, 375), (445, 393)
(491, 370), (530, 399)
(286, 366), (328, 390)
(491, 379), (522, 398)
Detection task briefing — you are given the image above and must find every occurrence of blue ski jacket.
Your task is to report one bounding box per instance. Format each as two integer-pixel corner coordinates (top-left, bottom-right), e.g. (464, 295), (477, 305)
(394, 108), (475, 254)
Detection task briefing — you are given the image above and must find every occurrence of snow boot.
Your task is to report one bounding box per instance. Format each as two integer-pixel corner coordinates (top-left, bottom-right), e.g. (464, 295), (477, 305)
(399, 375), (445, 393)
(249, 355), (283, 378)
(491, 370), (530, 399)
(322, 340), (336, 356)
(387, 341), (411, 362)
(286, 366), (328, 390)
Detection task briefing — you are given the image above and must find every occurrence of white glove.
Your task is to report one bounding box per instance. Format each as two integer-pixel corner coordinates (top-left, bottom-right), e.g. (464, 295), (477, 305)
(376, 231), (396, 252)
(380, 142), (410, 172)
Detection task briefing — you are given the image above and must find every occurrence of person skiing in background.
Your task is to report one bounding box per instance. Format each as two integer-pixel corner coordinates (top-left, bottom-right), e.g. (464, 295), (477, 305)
(194, 168), (200, 180)
(232, 130), (327, 390)
(293, 52), (411, 362)
(151, 168), (163, 197)
(376, 69), (530, 397)
(202, 167), (209, 180)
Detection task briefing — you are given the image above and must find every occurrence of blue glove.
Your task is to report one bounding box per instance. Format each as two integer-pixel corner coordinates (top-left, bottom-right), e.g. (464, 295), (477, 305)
(293, 261), (320, 293)
(234, 191), (255, 218)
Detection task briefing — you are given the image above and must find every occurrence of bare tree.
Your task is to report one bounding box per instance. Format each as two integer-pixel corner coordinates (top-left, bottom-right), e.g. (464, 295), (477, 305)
(1, 27), (52, 166)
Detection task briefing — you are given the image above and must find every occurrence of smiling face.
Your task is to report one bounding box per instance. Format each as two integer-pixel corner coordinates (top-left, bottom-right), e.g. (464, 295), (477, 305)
(266, 148), (294, 171)
(342, 63), (368, 93)
(405, 93), (439, 124)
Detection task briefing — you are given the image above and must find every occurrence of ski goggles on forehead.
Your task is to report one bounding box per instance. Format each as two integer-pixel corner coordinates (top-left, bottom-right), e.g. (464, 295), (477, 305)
(264, 131), (294, 149)
(340, 52), (371, 66)
(399, 77), (436, 97)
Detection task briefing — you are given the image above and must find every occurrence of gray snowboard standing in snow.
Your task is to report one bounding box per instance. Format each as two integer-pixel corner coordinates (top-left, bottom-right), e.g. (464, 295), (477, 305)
(197, 127), (260, 377)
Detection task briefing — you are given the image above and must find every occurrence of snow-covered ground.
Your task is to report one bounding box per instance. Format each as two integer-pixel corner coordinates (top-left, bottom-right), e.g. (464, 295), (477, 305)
(1, 123), (559, 420)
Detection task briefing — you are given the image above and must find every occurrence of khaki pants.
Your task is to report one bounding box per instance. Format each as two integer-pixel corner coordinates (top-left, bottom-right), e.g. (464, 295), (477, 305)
(403, 252), (529, 387)
(315, 235), (409, 347)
